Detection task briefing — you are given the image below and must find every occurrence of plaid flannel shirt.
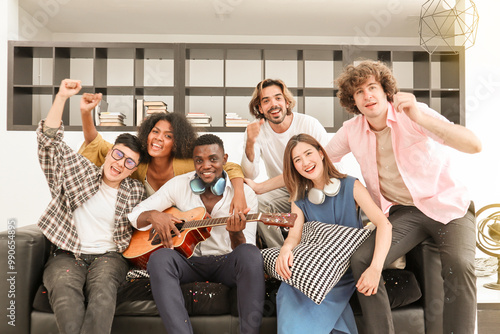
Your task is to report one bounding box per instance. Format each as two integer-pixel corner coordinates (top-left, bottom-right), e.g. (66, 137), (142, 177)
(36, 121), (146, 255)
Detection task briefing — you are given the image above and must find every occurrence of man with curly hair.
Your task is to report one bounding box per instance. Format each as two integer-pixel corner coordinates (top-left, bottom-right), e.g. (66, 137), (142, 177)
(325, 60), (481, 334)
(242, 78), (329, 247)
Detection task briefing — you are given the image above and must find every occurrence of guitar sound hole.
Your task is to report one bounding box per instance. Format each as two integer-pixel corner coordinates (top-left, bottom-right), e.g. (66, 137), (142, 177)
(151, 234), (161, 246)
(170, 222), (185, 237)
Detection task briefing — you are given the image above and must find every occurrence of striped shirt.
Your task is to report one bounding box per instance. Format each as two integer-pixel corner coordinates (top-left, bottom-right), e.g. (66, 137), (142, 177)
(36, 121), (146, 255)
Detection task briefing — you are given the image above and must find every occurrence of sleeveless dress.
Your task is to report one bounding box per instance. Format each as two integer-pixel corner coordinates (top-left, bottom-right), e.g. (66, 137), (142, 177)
(277, 176), (361, 334)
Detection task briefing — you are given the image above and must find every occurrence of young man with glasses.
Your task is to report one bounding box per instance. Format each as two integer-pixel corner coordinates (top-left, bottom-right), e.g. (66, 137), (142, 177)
(37, 79), (146, 334)
(128, 134), (264, 334)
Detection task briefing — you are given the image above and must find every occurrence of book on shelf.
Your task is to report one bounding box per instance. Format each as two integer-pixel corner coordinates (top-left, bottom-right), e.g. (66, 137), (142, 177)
(186, 113), (212, 126)
(136, 100), (169, 117)
(144, 100), (168, 116)
(94, 99), (109, 126)
(100, 112), (125, 119)
(136, 99), (144, 126)
(98, 111), (126, 127)
(147, 105), (168, 109)
(99, 121), (126, 127)
(144, 101), (167, 107)
(146, 108), (168, 115)
(225, 113), (250, 127)
(188, 118), (212, 124)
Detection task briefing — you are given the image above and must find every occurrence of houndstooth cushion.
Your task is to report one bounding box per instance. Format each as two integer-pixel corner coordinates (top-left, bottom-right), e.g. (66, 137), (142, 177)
(126, 269), (150, 280)
(261, 221), (372, 305)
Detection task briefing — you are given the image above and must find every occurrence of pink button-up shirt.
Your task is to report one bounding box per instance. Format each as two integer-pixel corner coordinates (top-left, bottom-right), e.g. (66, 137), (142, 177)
(325, 102), (470, 224)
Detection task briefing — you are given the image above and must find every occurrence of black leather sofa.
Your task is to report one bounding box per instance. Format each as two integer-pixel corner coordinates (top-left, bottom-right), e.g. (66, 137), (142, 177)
(0, 224), (445, 334)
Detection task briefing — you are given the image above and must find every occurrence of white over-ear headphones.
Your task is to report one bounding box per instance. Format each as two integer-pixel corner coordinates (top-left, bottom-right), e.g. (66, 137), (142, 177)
(307, 178), (341, 205)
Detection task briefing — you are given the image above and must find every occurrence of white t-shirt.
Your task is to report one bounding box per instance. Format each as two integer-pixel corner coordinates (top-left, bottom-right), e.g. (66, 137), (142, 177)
(72, 181), (118, 254)
(128, 171), (259, 257)
(241, 112), (329, 180)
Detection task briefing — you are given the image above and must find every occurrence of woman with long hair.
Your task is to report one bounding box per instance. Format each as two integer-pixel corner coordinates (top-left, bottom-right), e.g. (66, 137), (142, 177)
(275, 133), (392, 334)
(78, 93), (247, 211)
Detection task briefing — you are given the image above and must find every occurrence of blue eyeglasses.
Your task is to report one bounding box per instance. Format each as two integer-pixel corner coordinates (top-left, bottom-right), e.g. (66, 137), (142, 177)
(110, 148), (138, 170)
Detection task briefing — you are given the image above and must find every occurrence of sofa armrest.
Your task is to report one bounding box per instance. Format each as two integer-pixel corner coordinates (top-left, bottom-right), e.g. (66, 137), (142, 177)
(0, 223), (51, 334)
(406, 238), (444, 334)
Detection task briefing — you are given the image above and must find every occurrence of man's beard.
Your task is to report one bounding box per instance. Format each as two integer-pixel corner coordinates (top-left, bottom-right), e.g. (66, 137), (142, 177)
(266, 106), (287, 124)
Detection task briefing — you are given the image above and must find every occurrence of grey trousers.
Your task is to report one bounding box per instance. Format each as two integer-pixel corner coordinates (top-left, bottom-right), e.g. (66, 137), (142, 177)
(350, 205), (477, 334)
(43, 249), (129, 334)
(257, 187), (291, 248)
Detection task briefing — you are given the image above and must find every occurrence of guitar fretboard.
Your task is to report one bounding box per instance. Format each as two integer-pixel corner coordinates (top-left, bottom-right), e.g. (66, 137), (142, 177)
(180, 213), (262, 230)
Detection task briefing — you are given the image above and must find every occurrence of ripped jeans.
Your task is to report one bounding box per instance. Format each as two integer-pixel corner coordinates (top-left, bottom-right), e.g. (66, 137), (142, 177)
(43, 249), (128, 334)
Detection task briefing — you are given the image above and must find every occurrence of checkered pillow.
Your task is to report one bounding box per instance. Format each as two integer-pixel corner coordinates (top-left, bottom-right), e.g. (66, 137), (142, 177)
(261, 221), (372, 305)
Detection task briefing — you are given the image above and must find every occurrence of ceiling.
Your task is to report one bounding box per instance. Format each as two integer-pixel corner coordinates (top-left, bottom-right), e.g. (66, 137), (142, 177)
(18, 0), (428, 38)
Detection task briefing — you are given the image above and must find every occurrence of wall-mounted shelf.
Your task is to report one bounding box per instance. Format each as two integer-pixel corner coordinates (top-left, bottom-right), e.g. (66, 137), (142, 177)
(7, 41), (465, 132)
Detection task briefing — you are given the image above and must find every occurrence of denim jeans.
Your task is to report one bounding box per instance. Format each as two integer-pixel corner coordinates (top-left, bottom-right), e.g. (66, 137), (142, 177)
(43, 249), (129, 334)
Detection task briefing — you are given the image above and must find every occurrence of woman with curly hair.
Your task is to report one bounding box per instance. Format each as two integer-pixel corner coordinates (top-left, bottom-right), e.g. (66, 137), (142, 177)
(78, 97), (247, 212)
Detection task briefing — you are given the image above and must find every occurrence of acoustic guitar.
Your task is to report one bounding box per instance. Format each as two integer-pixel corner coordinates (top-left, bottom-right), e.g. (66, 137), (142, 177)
(123, 207), (296, 269)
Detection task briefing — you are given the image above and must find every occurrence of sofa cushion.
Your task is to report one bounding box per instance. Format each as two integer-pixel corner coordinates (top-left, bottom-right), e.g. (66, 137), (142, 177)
(33, 268), (421, 318)
(383, 269), (422, 309)
(261, 221), (371, 305)
(349, 269), (422, 315)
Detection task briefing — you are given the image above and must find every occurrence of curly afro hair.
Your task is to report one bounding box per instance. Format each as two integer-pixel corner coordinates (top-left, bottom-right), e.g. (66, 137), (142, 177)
(137, 112), (197, 163)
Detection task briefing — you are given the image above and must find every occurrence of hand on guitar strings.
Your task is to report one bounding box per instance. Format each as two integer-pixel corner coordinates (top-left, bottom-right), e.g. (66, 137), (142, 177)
(149, 211), (184, 249)
(226, 208), (251, 233)
(226, 208), (251, 249)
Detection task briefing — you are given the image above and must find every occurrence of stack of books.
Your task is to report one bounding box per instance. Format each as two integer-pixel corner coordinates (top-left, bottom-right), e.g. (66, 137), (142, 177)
(136, 99), (168, 126)
(145, 101), (168, 116)
(186, 113), (212, 127)
(225, 113), (250, 127)
(99, 111), (126, 127)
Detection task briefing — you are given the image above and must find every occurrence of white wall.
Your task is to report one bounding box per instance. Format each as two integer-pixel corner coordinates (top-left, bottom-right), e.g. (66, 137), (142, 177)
(462, 2), (500, 213)
(1, 3), (499, 231)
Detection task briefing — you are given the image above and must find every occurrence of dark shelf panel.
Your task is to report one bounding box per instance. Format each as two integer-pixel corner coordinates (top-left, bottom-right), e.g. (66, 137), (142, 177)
(7, 41), (465, 131)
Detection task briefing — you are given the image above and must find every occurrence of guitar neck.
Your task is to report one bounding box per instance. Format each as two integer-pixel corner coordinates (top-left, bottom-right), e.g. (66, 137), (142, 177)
(181, 213), (262, 230)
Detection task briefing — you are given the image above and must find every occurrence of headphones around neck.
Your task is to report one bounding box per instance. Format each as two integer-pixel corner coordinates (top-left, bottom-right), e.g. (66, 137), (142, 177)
(307, 178), (341, 205)
(190, 171), (227, 196)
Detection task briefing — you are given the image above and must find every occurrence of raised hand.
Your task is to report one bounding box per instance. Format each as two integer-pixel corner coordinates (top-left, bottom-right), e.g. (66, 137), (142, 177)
(57, 79), (82, 99)
(80, 93), (103, 114)
(244, 118), (265, 162)
(246, 118), (265, 144)
(393, 92), (421, 123)
(45, 79), (82, 128)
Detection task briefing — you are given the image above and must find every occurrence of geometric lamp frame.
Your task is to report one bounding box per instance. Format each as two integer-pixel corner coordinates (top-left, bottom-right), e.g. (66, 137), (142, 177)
(419, 0), (479, 54)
